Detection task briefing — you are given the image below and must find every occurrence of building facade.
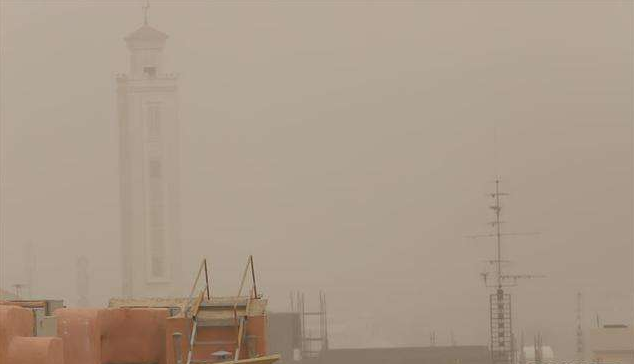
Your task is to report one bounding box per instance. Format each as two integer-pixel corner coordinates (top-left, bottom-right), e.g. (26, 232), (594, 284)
(590, 325), (634, 364)
(117, 21), (181, 298)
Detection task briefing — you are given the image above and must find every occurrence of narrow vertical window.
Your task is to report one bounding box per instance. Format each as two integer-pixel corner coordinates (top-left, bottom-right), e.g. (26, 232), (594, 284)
(145, 103), (167, 280)
(148, 105), (161, 137)
(149, 159), (162, 178)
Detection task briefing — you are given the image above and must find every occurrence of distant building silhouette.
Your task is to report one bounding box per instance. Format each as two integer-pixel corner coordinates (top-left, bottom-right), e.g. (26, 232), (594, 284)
(320, 346), (490, 364)
(590, 325), (634, 364)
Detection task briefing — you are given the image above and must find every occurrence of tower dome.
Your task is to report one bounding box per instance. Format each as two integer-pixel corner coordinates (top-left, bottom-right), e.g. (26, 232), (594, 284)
(125, 25), (168, 48)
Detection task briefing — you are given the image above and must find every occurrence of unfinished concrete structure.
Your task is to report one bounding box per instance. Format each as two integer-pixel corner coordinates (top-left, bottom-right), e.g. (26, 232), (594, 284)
(103, 297), (270, 364)
(0, 302), (270, 364)
(267, 292), (491, 364)
(267, 312), (302, 364)
(267, 291), (329, 364)
(0, 258), (279, 364)
(0, 304), (64, 364)
(105, 257), (278, 364)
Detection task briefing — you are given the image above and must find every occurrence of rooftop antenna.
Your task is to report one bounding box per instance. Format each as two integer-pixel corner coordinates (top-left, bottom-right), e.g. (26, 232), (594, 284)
(23, 242), (36, 299)
(469, 178), (544, 364)
(518, 332), (526, 364)
(142, 0), (150, 25)
(470, 179), (544, 289)
(493, 120), (499, 178)
(534, 333), (543, 364)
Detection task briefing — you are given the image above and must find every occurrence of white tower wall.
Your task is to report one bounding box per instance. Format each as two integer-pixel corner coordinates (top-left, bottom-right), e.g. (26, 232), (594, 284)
(117, 24), (181, 298)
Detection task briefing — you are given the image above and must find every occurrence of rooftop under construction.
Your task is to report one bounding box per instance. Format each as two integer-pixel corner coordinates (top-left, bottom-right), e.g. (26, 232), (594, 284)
(1, 256), (281, 364)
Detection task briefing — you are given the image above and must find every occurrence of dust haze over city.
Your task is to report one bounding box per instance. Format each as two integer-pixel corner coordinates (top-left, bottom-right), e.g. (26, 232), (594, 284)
(0, 1), (632, 364)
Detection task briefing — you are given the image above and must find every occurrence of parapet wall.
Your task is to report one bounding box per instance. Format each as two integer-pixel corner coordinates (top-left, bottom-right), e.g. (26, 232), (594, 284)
(0, 305), (64, 364)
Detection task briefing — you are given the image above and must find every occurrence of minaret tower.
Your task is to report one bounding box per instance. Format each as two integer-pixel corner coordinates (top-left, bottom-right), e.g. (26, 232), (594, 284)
(117, 4), (181, 298)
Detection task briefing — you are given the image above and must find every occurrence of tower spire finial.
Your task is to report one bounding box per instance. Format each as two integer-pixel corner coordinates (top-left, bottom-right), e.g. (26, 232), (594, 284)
(142, 0), (150, 25)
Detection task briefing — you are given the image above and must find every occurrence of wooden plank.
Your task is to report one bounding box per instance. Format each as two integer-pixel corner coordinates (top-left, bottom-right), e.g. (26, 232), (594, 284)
(194, 340), (237, 345)
(108, 297), (189, 308)
(197, 299), (267, 319)
(107, 297), (267, 316)
(224, 354), (282, 364)
(192, 291), (205, 317)
(234, 317), (245, 361)
(246, 299), (267, 316)
(191, 355), (281, 364)
(197, 318), (238, 327)
(197, 310), (246, 321)
(0, 301), (48, 309)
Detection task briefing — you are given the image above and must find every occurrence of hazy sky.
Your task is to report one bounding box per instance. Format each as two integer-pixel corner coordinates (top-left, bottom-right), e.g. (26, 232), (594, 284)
(0, 0), (632, 358)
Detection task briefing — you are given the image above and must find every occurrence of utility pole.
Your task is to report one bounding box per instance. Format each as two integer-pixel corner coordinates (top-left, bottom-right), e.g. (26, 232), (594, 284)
(534, 333), (543, 364)
(76, 256), (90, 307)
(576, 292), (585, 363)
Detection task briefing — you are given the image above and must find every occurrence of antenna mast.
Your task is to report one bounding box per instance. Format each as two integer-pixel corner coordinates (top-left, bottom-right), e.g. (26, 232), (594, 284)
(492, 179), (505, 289)
(76, 256), (90, 307)
(470, 178), (543, 364)
(142, 0), (150, 25)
